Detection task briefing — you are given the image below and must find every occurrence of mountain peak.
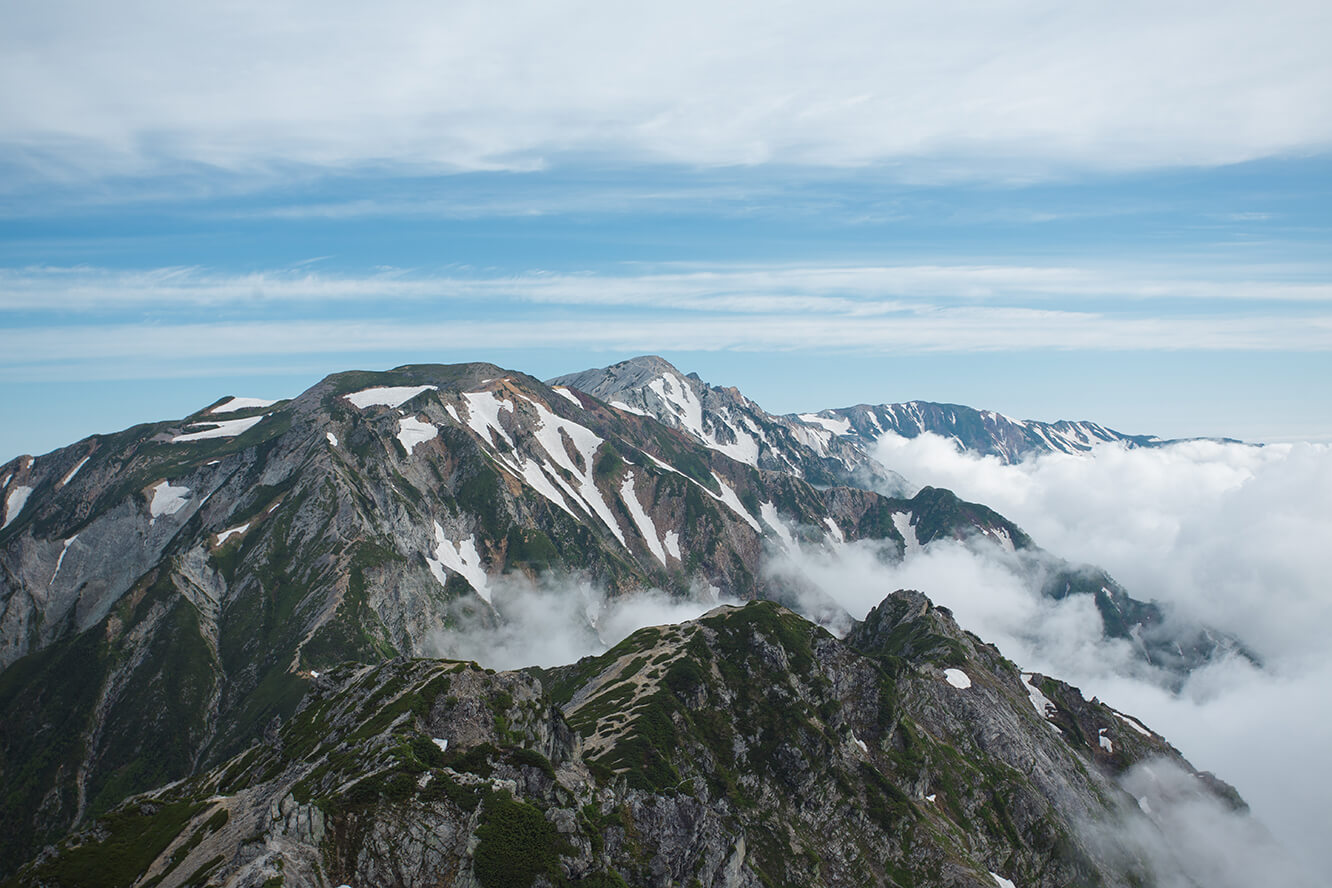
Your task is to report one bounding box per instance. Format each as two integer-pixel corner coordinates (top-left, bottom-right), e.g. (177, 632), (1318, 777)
(546, 354), (686, 399)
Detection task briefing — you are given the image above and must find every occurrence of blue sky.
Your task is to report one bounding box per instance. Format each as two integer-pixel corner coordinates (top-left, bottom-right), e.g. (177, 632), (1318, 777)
(2, 0), (1330, 462)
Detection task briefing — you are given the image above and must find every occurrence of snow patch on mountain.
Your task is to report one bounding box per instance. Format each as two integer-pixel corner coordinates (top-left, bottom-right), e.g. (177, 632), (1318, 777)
(396, 417), (438, 454)
(620, 474), (666, 565)
(1114, 711), (1153, 737)
(759, 502), (795, 549)
(461, 390), (516, 448)
(171, 415), (266, 442)
(551, 387), (582, 408)
(789, 423), (832, 457)
(823, 516), (845, 543)
(520, 396), (626, 545)
(344, 385), (437, 410)
(892, 512), (920, 554)
(60, 456), (90, 486)
(148, 480), (190, 521)
(944, 668), (972, 689)
(610, 400), (648, 416)
(1021, 674), (1063, 733)
(210, 396), (279, 414)
(326, 432), (338, 447)
(663, 530), (681, 560)
(217, 523), (250, 546)
(427, 522), (491, 603)
(49, 535), (77, 585)
(705, 472), (761, 531)
(799, 413), (852, 436)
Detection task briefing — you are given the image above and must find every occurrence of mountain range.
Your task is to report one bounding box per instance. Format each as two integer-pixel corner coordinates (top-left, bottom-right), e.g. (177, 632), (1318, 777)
(0, 356), (1257, 886)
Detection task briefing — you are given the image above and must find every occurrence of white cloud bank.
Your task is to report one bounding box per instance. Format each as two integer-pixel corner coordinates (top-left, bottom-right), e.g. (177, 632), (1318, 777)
(791, 434), (1332, 876)
(425, 573), (731, 672)
(415, 432), (1332, 877)
(2, 0), (1329, 179)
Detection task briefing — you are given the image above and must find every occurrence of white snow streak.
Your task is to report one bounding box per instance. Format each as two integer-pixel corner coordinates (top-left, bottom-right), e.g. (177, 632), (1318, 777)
(426, 521), (491, 603)
(943, 668), (972, 689)
(705, 472), (761, 531)
(649, 374), (705, 438)
(148, 480), (191, 521)
(823, 516), (845, 543)
(991, 873), (1017, 888)
(1098, 728), (1114, 753)
(519, 396), (625, 545)
(551, 386), (582, 407)
(61, 456), (90, 486)
(663, 530), (681, 560)
(1114, 710), (1153, 737)
(217, 523), (250, 545)
(396, 416), (438, 454)
(648, 374), (760, 465)
(171, 415), (265, 442)
(798, 413), (853, 436)
(461, 390), (516, 448)
(344, 385), (437, 409)
(892, 511), (921, 555)
(210, 396), (278, 413)
(49, 535), (77, 586)
(1021, 673), (1063, 733)
(326, 431), (338, 447)
(610, 399), (649, 416)
(620, 474), (666, 565)
(444, 403), (460, 423)
(432, 737), (449, 753)
(759, 502), (795, 548)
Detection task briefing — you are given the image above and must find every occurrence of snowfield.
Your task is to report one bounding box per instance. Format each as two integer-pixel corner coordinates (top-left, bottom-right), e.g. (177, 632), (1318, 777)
(171, 415), (266, 442)
(209, 396), (278, 414)
(344, 385), (437, 409)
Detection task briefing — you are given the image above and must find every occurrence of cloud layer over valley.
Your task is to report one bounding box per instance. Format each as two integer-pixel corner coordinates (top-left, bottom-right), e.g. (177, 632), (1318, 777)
(817, 435), (1332, 877)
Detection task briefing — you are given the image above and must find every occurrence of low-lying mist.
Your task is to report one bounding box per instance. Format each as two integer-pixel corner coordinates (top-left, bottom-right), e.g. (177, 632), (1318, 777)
(836, 433), (1332, 877)
(420, 434), (1329, 877)
(423, 573), (733, 671)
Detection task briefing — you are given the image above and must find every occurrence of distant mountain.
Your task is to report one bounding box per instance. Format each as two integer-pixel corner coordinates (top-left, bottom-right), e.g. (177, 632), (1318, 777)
(0, 359), (1239, 878)
(11, 592), (1253, 888)
(552, 356), (1198, 473)
(550, 355), (909, 494)
(798, 401), (1167, 465)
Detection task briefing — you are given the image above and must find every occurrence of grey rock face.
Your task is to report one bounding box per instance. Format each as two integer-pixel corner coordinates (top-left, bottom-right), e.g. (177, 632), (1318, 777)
(14, 592), (1257, 888)
(0, 359), (1241, 879)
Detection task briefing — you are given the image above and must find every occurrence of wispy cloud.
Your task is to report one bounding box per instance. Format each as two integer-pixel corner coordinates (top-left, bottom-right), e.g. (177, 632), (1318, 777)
(772, 437), (1332, 878)
(3, 263), (1331, 311)
(2, 262), (1331, 378)
(2, 1), (1329, 181)
(2, 313), (1329, 380)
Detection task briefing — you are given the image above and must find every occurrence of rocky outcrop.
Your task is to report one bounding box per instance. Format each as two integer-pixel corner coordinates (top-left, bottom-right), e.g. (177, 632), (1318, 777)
(12, 591), (1250, 888)
(0, 360), (1240, 878)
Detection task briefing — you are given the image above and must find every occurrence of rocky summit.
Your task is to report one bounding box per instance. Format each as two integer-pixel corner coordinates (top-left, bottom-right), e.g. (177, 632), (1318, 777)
(0, 357), (1252, 885)
(7, 593), (1243, 888)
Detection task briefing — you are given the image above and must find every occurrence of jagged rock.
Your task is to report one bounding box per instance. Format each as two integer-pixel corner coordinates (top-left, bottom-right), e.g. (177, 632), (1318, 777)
(11, 592), (1251, 888)
(0, 360), (1242, 878)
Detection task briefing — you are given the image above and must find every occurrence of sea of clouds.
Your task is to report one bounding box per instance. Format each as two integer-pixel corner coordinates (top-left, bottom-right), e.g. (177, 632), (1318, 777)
(429, 433), (1330, 881)
(848, 433), (1332, 881)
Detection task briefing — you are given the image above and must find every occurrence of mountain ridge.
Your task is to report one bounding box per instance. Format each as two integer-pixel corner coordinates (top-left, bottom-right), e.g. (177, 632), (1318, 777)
(10, 590), (1262, 888)
(0, 358), (1250, 880)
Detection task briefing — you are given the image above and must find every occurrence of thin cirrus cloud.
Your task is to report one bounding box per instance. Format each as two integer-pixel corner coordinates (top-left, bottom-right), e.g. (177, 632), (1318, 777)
(1, 0), (1329, 181)
(3, 312), (1331, 380)
(3, 264), (1331, 311)
(2, 263), (1332, 379)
